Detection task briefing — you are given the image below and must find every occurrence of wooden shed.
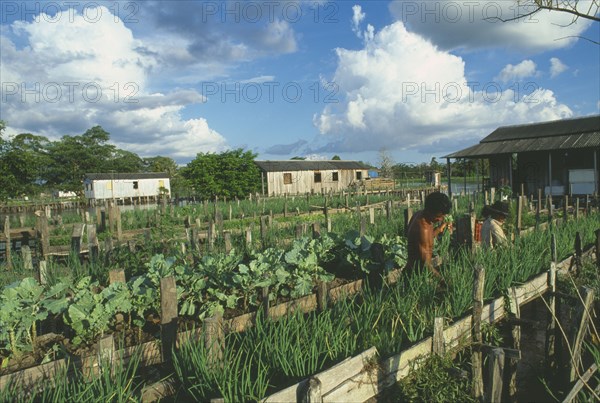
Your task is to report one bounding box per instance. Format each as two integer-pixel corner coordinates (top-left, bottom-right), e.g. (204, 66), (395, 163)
(254, 160), (370, 196)
(444, 115), (600, 197)
(83, 172), (170, 204)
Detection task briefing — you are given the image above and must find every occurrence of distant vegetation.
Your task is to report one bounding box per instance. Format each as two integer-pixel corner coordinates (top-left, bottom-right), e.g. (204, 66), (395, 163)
(0, 120), (479, 201)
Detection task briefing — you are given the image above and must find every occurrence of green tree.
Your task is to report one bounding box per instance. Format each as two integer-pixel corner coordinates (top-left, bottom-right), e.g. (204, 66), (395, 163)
(182, 149), (261, 199)
(0, 122), (51, 198)
(45, 126), (117, 191)
(331, 155), (341, 160)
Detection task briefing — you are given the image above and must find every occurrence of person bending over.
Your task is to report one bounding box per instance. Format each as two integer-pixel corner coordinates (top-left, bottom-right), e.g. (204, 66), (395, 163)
(405, 192), (452, 277)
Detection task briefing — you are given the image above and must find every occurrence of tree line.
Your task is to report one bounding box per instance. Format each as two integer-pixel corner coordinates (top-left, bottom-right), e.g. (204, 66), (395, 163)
(1, 121), (482, 202)
(0, 122), (262, 201)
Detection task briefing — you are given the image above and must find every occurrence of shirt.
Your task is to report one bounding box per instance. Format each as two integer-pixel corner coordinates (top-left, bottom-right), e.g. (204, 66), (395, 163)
(480, 217), (507, 249)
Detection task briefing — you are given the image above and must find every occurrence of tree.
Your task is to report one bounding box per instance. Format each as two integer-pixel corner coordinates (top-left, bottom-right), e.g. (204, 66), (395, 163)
(45, 126), (117, 191)
(143, 156), (179, 177)
(378, 149), (395, 179)
(181, 149), (261, 199)
(331, 155), (341, 160)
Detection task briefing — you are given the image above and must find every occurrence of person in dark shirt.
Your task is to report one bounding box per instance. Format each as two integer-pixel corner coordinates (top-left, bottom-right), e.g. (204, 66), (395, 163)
(405, 192), (452, 277)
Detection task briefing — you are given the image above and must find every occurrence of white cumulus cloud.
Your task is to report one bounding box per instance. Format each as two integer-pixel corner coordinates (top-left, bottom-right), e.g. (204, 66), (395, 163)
(550, 57), (569, 78)
(313, 21), (572, 155)
(496, 60), (538, 82)
(0, 5), (228, 161)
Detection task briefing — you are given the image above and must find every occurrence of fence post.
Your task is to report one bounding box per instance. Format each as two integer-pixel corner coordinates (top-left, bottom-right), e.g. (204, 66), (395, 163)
(21, 245), (33, 271)
(204, 313), (224, 368)
(316, 281), (328, 312)
(301, 377), (322, 403)
(71, 223), (85, 255)
(486, 348), (505, 403)
(563, 195), (569, 223)
(160, 276), (178, 363)
(574, 232), (582, 271)
(3, 216), (11, 270)
(595, 229), (600, 270)
(472, 265), (485, 400)
(569, 287), (594, 383)
(433, 317), (445, 356)
(545, 262), (558, 379)
(262, 286), (270, 319)
(36, 212), (50, 258)
(507, 287), (521, 401)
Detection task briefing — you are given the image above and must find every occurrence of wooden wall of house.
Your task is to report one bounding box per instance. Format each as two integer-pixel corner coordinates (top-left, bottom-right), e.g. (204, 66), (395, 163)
(488, 155), (512, 191)
(265, 169), (368, 196)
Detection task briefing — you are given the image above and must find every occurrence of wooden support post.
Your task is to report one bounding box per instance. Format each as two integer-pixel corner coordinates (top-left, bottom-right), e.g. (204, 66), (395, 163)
(595, 229), (600, 270)
(547, 195), (553, 223)
(261, 286), (270, 319)
(551, 233), (558, 263)
(109, 269), (126, 284)
(508, 287), (521, 401)
(433, 317), (445, 356)
(575, 198), (579, 220)
(563, 195), (569, 223)
(312, 222), (321, 239)
(38, 260), (48, 285)
(260, 215), (268, 246)
(160, 276), (178, 363)
(536, 189), (542, 229)
(326, 217), (332, 233)
(545, 262), (557, 378)
(359, 218), (367, 237)
(21, 246), (33, 271)
(386, 200), (392, 220)
(87, 222), (99, 261)
(574, 232), (582, 271)
(486, 348), (505, 403)
(4, 216), (11, 270)
(369, 207), (375, 225)
(472, 265), (485, 400)
(245, 227), (252, 248)
(456, 213), (476, 253)
(569, 287), (595, 383)
(207, 219), (216, 251)
(97, 334), (115, 376)
(115, 207), (122, 242)
(224, 231), (232, 254)
(516, 196), (523, 235)
(204, 313), (224, 368)
(71, 223), (85, 255)
(316, 281), (327, 312)
(108, 201), (116, 233)
(301, 377), (322, 403)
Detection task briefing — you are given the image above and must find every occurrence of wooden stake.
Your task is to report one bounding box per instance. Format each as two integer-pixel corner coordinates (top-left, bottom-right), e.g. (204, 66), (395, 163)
(301, 377), (322, 403)
(262, 286), (270, 319)
(71, 223), (85, 255)
(508, 287), (521, 401)
(21, 246), (33, 271)
(160, 276), (178, 363)
(486, 348), (505, 403)
(472, 265), (485, 400)
(316, 281), (327, 312)
(569, 287), (595, 383)
(4, 216), (12, 270)
(545, 263), (557, 378)
(204, 313), (224, 368)
(433, 317), (445, 356)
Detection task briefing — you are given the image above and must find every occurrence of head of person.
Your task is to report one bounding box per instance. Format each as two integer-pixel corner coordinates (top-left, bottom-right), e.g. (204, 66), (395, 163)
(423, 192), (452, 223)
(488, 201), (509, 222)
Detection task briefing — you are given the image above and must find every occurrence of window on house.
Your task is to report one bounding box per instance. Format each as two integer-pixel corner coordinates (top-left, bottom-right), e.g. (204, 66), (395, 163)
(133, 181), (139, 189)
(158, 180), (164, 188)
(107, 181), (112, 190)
(356, 171), (362, 180)
(314, 172), (322, 183)
(283, 173), (292, 184)
(332, 172), (339, 182)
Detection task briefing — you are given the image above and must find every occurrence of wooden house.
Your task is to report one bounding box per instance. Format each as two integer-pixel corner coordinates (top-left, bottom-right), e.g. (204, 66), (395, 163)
(254, 160), (370, 196)
(444, 115), (600, 197)
(83, 172), (170, 204)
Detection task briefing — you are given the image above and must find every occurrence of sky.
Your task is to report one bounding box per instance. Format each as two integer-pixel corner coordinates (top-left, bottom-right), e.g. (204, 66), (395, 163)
(1, 0), (599, 167)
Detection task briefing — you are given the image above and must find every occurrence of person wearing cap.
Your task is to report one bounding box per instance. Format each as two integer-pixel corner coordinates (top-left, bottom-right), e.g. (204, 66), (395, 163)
(480, 201), (509, 249)
(405, 191), (453, 277)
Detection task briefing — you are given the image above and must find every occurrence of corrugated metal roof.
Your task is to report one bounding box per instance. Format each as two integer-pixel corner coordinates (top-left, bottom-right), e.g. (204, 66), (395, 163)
(445, 115), (600, 159)
(85, 172), (169, 180)
(254, 160), (369, 172)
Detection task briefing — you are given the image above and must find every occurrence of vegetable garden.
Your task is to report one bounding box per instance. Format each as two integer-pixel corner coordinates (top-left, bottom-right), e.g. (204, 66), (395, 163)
(0, 190), (599, 402)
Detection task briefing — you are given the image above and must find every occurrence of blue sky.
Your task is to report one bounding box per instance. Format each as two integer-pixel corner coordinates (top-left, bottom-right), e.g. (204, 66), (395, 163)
(1, 1), (599, 166)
